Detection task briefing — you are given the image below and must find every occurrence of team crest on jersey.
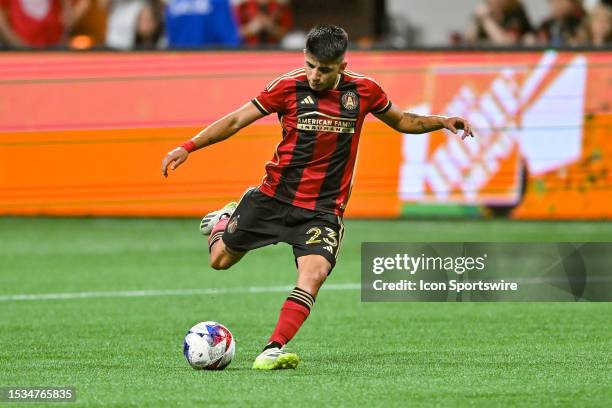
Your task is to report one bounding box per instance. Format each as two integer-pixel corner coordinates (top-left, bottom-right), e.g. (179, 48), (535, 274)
(227, 216), (238, 234)
(341, 91), (359, 111)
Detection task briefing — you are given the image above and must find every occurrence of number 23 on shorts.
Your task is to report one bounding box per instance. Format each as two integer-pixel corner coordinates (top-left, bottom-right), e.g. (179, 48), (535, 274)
(305, 227), (338, 247)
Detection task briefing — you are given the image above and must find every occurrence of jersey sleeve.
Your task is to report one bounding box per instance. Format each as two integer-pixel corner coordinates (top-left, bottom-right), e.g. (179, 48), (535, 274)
(251, 78), (288, 115)
(368, 80), (392, 115)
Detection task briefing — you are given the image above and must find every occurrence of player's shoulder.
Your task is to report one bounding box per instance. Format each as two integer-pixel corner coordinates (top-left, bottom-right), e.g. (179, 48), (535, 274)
(343, 69), (384, 89)
(265, 68), (307, 91)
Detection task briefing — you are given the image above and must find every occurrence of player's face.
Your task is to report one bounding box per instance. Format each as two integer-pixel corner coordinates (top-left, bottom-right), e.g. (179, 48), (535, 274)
(304, 52), (346, 91)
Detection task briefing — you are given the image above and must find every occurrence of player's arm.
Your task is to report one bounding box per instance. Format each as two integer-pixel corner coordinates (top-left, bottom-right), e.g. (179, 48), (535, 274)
(374, 104), (474, 139)
(162, 102), (265, 177)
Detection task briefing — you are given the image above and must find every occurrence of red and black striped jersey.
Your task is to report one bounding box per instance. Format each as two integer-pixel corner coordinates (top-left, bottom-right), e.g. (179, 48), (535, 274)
(251, 68), (391, 216)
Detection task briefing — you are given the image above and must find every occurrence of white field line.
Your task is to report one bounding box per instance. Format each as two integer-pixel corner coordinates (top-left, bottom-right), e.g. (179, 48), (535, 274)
(0, 283), (361, 302)
(2, 277), (609, 302)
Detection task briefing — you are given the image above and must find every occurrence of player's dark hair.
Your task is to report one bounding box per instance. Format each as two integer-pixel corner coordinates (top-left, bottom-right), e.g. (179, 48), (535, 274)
(305, 25), (348, 62)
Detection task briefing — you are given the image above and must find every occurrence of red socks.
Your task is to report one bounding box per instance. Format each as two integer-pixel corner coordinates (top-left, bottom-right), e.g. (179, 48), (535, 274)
(268, 287), (315, 347)
(208, 217), (229, 252)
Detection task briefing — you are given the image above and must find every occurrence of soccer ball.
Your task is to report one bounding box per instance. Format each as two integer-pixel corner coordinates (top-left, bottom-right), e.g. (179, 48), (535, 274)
(183, 321), (235, 370)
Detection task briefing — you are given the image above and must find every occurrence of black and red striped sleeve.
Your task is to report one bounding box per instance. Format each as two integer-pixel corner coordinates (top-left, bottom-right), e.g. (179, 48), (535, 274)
(367, 79), (392, 115)
(251, 78), (289, 116)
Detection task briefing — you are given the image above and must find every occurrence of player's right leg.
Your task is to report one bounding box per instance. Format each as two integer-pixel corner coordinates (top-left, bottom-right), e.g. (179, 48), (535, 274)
(209, 237), (245, 270)
(202, 188), (282, 271)
(201, 202), (246, 270)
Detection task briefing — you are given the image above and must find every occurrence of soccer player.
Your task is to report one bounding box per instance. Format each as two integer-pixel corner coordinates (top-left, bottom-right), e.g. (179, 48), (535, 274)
(161, 25), (474, 370)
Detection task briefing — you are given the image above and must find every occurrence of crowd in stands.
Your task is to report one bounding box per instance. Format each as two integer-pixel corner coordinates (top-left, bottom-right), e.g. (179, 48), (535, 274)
(0, 0), (293, 49)
(0, 0), (610, 50)
(463, 0), (612, 47)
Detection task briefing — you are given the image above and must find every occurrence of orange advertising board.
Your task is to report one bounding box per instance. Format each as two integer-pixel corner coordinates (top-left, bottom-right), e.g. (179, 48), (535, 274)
(0, 122), (400, 217)
(0, 51), (610, 219)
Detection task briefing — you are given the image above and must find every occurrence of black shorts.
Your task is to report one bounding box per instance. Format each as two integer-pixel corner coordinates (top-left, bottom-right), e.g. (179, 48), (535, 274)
(221, 188), (345, 271)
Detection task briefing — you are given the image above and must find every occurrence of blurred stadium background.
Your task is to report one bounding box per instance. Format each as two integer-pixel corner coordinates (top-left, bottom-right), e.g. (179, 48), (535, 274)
(1, 1), (612, 406)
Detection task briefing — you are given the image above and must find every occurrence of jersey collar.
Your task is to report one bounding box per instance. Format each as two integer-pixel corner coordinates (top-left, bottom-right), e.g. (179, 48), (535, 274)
(333, 73), (342, 89)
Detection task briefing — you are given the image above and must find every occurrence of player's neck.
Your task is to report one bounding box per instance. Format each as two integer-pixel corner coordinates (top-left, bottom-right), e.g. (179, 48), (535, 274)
(316, 74), (341, 92)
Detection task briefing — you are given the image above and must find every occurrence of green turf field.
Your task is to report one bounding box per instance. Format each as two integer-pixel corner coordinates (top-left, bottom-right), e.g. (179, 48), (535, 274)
(1, 218), (611, 407)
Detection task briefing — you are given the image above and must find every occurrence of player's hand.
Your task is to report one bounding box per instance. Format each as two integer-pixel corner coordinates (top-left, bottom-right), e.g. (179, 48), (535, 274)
(162, 147), (189, 177)
(442, 116), (475, 140)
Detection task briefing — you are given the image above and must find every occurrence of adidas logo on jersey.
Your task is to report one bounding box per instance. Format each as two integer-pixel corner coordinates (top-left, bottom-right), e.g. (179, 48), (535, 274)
(323, 245), (334, 254)
(300, 96), (315, 105)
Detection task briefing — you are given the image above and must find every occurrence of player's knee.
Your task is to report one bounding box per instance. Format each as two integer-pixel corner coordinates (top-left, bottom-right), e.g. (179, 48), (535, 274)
(299, 256), (331, 283)
(210, 255), (231, 270)
(309, 265), (329, 282)
(311, 267), (329, 284)
(210, 259), (232, 271)
(209, 258), (223, 270)
(209, 249), (232, 270)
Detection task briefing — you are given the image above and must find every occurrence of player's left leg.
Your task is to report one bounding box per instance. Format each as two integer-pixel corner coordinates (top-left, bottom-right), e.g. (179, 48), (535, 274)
(252, 211), (343, 370)
(252, 255), (330, 370)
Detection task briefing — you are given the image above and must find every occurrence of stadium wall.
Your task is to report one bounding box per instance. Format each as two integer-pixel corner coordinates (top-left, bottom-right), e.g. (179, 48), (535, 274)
(1, 51), (610, 219)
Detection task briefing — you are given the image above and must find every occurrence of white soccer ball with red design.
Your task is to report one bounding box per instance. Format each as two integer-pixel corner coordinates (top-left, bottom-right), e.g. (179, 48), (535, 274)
(183, 321), (235, 370)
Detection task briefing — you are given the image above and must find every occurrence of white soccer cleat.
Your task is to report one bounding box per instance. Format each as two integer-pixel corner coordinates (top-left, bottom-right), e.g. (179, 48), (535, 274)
(199, 202), (237, 235)
(252, 347), (299, 370)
